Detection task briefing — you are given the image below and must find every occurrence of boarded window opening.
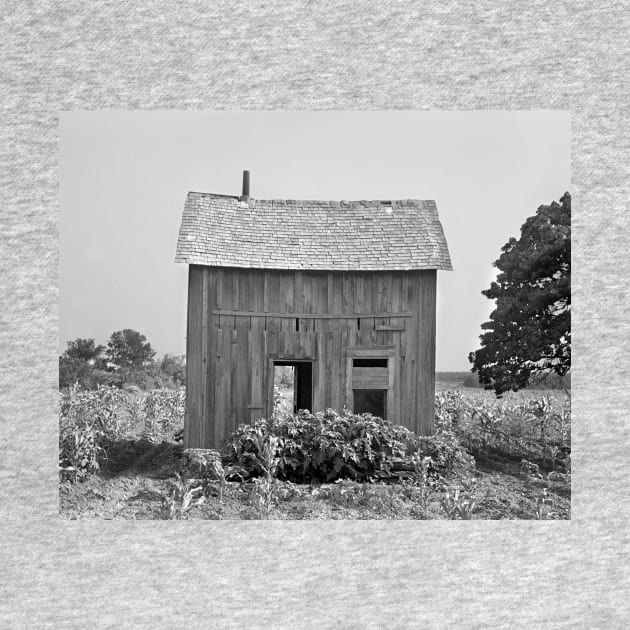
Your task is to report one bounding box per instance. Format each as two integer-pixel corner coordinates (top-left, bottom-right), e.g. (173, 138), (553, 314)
(273, 361), (313, 414)
(353, 389), (387, 419)
(349, 351), (393, 420)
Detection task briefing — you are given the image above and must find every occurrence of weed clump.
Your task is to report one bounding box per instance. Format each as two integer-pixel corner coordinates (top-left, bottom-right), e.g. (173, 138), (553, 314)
(226, 408), (472, 484)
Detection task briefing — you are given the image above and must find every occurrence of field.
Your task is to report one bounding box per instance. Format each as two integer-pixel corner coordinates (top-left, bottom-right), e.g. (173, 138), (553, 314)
(59, 383), (570, 520)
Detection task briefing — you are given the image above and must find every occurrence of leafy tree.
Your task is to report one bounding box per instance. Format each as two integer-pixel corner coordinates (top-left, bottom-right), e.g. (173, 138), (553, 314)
(106, 329), (156, 370)
(63, 338), (105, 365)
(59, 337), (108, 388)
(59, 330), (186, 391)
(160, 354), (186, 388)
(469, 193), (571, 395)
(59, 356), (90, 389)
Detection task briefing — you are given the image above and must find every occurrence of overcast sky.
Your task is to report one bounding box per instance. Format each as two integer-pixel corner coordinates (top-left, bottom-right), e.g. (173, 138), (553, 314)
(59, 111), (570, 371)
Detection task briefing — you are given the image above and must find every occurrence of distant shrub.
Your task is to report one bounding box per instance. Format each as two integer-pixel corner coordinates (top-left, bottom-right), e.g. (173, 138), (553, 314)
(463, 373), (482, 388)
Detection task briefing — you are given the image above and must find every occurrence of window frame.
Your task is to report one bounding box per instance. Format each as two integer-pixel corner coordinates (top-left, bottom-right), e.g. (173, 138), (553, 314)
(345, 346), (396, 420)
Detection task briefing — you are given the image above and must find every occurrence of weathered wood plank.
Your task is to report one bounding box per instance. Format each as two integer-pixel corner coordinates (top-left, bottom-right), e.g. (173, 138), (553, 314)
(265, 271), (282, 337)
(264, 270), (281, 313)
(200, 267), (209, 448)
(401, 272), (409, 311)
(223, 327), (234, 445)
(398, 273), (409, 427)
(327, 272), (334, 313)
(311, 272), (330, 411)
(388, 272), (403, 425)
(355, 273), (365, 314)
(390, 272), (405, 331)
(345, 355), (354, 411)
(375, 272), (393, 346)
(293, 271), (311, 333)
(418, 270), (437, 435)
(294, 271), (304, 312)
(358, 272), (374, 342)
(249, 271), (266, 331)
(184, 266), (202, 448)
(266, 320), (281, 352)
(213, 327), (226, 448)
(232, 327), (249, 430)
(217, 268), (234, 330)
(405, 271), (419, 433)
(328, 278), (345, 411)
(328, 328), (337, 410)
(353, 379), (390, 390)
(299, 272), (313, 333)
(281, 271), (295, 334)
(387, 354), (396, 423)
(278, 329), (298, 358)
(334, 328), (346, 410)
(352, 367), (389, 380)
(233, 273), (251, 429)
(312, 272), (327, 316)
(243, 272), (265, 423)
(385, 272), (393, 312)
(211, 310), (412, 319)
(346, 346), (396, 356)
(313, 331), (326, 411)
(341, 274), (353, 314)
(248, 330), (266, 421)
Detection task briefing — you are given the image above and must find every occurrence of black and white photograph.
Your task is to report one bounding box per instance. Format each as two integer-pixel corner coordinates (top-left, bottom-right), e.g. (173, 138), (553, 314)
(59, 111), (571, 520)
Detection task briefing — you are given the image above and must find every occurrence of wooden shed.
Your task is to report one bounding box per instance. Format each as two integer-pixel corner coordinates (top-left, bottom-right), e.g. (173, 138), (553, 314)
(175, 173), (452, 449)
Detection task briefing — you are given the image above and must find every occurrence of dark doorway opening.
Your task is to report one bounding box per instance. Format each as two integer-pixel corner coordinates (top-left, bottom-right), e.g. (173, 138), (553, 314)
(273, 361), (313, 414)
(353, 389), (387, 419)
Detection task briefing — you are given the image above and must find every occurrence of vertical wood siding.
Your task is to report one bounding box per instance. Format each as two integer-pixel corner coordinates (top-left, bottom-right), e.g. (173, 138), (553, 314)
(185, 266), (437, 449)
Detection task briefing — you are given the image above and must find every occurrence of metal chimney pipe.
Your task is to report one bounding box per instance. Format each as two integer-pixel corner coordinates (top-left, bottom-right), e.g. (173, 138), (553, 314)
(240, 170), (250, 201)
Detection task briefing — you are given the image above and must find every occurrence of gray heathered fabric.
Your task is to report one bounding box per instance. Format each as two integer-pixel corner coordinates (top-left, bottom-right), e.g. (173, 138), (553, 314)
(1, 1), (629, 628)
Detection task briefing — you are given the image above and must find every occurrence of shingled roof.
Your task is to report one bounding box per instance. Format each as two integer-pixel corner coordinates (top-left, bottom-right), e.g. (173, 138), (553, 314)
(175, 192), (452, 271)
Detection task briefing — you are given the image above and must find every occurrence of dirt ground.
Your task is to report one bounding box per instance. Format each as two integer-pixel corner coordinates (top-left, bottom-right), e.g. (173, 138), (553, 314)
(59, 438), (570, 520)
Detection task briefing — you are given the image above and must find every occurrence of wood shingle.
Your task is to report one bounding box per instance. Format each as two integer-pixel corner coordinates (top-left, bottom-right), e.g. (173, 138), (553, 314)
(175, 192), (452, 271)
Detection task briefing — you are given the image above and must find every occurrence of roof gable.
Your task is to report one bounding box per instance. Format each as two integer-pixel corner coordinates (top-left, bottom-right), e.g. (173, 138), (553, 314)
(175, 192), (452, 271)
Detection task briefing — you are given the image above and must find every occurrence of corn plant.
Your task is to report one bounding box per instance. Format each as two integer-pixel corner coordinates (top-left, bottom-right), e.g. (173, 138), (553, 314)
(59, 427), (104, 482)
(242, 430), (280, 518)
(141, 388), (185, 441)
(411, 453), (436, 512)
(547, 445), (560, 470)
(534, 488), (553, 520)
(161, 473), (205, 519)
(529, 397), (551, 464)
(437, 389), (570, 469)
(60, 385), (187, 481)
(204, 458), (246, 502)
(59, 385), (121, 481)
(440, 476), (477, 520)
(249, 477), (275, 518)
